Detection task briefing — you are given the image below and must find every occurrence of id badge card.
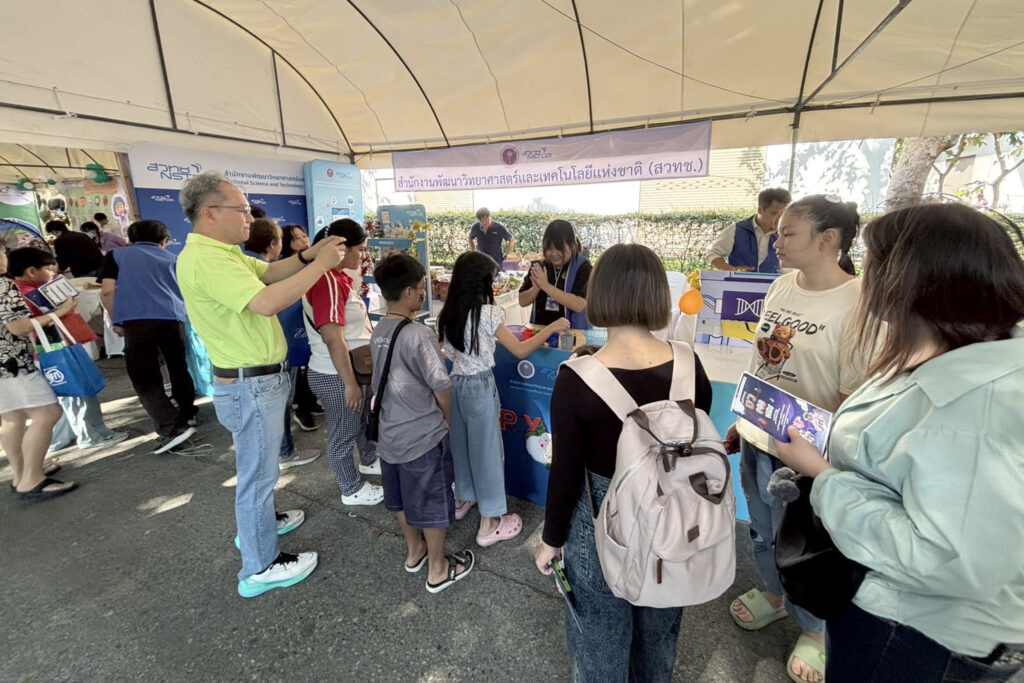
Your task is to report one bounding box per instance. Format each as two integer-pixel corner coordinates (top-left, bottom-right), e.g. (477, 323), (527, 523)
(545, 296), (560, 312)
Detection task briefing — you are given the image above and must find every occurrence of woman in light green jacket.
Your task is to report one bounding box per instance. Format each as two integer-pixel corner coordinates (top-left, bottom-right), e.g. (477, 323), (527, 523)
(775, 203), (1024, 682)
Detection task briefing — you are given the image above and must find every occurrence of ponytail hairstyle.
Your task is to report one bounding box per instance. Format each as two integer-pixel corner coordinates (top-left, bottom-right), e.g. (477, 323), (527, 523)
(786, 194), (860, 275)
(437, 251), (498, 355)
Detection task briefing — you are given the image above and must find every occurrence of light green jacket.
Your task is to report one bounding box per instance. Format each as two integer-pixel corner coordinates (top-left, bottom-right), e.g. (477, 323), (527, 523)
(812, 328), (1024, 656)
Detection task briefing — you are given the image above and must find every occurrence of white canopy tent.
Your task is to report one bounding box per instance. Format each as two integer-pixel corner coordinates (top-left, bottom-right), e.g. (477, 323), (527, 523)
(1, 0), (1021, 174)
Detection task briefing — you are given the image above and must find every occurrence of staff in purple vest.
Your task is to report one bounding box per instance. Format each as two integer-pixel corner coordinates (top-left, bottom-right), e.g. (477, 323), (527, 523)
(518, 219), (592, 331)
(707, 188), (791, 273)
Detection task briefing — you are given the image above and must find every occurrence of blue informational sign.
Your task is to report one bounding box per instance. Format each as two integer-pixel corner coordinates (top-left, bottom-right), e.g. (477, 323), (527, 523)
(304, 160), (363, 237)
(492, 345), (567, 506)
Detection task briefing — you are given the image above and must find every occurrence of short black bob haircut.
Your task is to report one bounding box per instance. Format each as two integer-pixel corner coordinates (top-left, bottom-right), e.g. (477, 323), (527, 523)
(374, 253), (426, 303)
(586, 243), (670, 330)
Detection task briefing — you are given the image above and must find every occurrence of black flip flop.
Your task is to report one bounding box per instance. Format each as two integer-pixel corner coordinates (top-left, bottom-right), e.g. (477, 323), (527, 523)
(10, 463), (61, 490)
(425, 550), (475, 593)
(18, 477), (78, 501)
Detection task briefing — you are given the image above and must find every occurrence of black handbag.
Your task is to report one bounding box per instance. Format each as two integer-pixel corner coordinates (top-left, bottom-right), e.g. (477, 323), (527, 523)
(775, 474), (868, 620)
(366, 319), (410, 443)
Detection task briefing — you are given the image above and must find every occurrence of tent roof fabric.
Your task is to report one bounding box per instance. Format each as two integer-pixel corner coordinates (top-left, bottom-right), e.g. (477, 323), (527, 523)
(2, 0), (1021, 168)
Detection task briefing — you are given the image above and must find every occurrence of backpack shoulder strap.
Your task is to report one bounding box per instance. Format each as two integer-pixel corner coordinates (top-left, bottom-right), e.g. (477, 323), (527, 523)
(564, 355), (638, 422)
(667, 341), (696, 403)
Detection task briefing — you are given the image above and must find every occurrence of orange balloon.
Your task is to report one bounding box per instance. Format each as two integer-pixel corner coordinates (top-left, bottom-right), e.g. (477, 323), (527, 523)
(679, 289), (704, 315)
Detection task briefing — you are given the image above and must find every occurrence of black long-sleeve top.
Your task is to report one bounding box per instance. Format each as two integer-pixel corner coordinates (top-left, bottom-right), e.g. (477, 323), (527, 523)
(541, 355), (713, 547)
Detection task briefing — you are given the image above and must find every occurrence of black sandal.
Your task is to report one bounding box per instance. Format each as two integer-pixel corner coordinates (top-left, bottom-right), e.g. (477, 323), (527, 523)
(425, 550), (475, 593)
(10, 463), (61, 491)
(18, 477), (78, 501)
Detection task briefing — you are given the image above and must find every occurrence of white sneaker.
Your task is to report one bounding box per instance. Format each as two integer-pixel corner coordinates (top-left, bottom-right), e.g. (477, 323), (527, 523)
(341, 481), (384, 506)
(80, 431), (129, 451)
(237, 551), (318, 598)
(153, 426), (197, 454)
(358, 459), (381, 476)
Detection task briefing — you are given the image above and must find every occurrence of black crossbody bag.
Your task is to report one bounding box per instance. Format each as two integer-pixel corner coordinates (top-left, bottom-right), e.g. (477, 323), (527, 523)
(366, 319), (411, 442)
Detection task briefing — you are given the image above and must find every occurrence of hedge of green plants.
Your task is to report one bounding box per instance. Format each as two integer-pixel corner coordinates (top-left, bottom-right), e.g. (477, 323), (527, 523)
(369, 210), (758, 271)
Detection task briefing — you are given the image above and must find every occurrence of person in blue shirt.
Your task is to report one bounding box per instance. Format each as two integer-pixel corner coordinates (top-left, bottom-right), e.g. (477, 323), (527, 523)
(98, 220), (196, 453)
(775, 203), (1024, 683)
(468, 208), (516, 266)
(707, 188), (791, 273)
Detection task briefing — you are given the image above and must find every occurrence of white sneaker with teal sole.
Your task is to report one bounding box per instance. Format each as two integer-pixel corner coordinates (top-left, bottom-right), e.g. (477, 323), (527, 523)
(237, 551), (318, 598)
(234, 509), (304, 549)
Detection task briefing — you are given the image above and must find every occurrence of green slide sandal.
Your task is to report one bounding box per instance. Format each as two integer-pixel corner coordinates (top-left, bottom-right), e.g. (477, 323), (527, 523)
(729, 588), (789, 631)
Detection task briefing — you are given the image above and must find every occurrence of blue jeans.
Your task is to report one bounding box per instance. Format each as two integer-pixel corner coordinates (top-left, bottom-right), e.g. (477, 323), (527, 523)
(278, 367), (299, 460)
(450, 371), (507, 518)
(739, 438), (824, 635)
(50, 395), (114, 449)
(564, 472), (683, 683)
(213, 371), (289, 580)
(826, 603), (1021, 682)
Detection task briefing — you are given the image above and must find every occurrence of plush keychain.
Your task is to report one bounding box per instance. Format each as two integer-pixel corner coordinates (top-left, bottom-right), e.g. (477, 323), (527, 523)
(767, 466), (802, 503)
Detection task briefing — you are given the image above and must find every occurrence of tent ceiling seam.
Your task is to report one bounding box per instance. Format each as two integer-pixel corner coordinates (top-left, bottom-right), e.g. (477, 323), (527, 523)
(0, 152), (30, 179)
(149, 0), (178, 130)
(256, 0), (386, 150)
(801, 0), (913, 107)
(448, 0), (510, 133)
(538, 0), (789, 105)
(189, 0), (353, 158)
(271, 53), (287, 147)
(919, 0), (977, 136)
(0, 101), (343, 157)
(346, 0), (450, 146)
(570, 0), (594, 133)
(16, 144), (57, 174)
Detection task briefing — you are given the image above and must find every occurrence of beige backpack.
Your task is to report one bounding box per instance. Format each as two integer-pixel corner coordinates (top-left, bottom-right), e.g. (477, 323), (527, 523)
(566, 341), (737, 608)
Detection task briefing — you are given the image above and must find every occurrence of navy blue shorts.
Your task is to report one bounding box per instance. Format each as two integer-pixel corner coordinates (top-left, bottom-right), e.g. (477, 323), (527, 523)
(381, 435), (455, 529)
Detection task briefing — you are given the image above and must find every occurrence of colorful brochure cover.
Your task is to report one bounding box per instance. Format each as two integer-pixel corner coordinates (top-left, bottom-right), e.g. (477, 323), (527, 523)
(730, 372), (832, 452)
(24, 275), (78, 313)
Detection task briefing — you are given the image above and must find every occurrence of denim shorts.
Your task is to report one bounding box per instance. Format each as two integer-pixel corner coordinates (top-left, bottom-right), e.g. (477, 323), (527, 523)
(381, 435), (455, 529)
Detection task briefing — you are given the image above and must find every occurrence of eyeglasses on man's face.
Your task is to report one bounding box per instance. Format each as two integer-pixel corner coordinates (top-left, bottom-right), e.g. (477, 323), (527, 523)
(207, 204), (252, 214)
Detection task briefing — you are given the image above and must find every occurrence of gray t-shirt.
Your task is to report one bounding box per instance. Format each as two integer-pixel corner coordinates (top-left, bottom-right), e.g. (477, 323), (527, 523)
(370, 319), (451, 464)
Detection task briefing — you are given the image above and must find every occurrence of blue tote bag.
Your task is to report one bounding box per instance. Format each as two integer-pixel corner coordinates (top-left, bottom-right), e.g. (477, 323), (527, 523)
(31, 315), (107, 397)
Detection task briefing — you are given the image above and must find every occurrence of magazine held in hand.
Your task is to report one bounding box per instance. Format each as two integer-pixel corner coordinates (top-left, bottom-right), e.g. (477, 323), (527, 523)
(23, 275), (79, 313)
(730, 373), (832, 452)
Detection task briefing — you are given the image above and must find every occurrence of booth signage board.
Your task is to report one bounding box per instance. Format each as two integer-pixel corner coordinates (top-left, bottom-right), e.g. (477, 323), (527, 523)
(127, 143), (307, 253)
(393, 121), (711, 192)
(304, 160), (363, 237)
(696, 271), (779, 346)
(0, 185), (40, 228)
(492, 345), (564, 507)
(65, 177), (135, 234)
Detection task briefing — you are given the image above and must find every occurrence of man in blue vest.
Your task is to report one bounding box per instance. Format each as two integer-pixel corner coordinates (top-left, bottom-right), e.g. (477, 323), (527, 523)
(707, 188), (791, 273)
(99, 219), (197, 454)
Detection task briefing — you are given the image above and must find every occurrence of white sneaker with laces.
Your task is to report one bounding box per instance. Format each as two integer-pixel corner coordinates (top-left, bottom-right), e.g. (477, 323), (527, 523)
(341, 481), (384, 506)
(237, 551), (318, 598)
(358, 459), (381, 476)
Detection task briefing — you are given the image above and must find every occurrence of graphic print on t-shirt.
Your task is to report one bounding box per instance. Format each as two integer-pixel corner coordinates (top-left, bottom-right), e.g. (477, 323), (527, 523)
(755, 323), (796, 380)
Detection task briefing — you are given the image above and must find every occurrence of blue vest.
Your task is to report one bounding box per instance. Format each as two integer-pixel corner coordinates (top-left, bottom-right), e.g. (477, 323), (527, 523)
(111, 242), (187, 325)
(529, 253), (591, 330)
(728, 217), (779, 273)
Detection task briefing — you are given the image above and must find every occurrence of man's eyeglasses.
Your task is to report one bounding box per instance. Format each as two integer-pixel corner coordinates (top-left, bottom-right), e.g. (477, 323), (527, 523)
(207, 204), (252, 214)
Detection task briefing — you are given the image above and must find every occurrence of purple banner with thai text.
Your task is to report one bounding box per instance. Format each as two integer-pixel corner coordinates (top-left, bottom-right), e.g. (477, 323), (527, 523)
(393, 122), (711, 191)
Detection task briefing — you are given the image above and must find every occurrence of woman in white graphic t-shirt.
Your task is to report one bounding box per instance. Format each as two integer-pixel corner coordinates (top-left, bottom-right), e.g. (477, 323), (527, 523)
(726, 194), (868, 683)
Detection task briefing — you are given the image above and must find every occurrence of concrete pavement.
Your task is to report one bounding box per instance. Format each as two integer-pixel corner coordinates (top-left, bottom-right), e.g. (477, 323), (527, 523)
(1, 358), (800, 682)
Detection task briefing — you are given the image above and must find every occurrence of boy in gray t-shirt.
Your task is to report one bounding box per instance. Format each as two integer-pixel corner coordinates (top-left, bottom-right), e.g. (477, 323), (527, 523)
(370, 254), (474, 593)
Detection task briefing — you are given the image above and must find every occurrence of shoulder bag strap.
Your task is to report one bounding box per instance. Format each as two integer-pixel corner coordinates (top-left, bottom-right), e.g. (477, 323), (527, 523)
(372, 318), (412, 416)
(29, 317), (55, 353)
(667, 340), (696, 402)
(564, 355), (638, 422)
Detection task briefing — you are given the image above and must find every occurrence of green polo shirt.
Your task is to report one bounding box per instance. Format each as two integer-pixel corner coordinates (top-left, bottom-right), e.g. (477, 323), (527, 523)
(176, 232), (287, 368)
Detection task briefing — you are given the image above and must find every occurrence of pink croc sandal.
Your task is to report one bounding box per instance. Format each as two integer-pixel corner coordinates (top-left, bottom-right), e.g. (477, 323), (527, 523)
(476, 513), (523, 547)
(454, 499), (475, 521)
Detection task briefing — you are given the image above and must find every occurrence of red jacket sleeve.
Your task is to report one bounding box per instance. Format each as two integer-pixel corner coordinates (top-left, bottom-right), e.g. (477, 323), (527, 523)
(307, 273), (347, 329)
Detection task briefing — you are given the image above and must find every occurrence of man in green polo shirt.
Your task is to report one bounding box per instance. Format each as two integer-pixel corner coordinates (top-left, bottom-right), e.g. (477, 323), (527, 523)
(177, 171), (345, 598)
